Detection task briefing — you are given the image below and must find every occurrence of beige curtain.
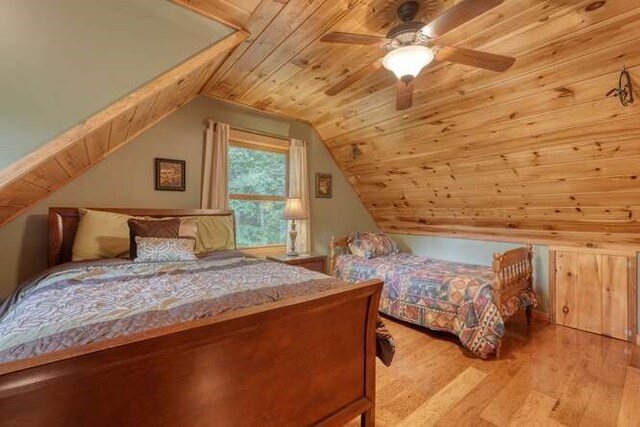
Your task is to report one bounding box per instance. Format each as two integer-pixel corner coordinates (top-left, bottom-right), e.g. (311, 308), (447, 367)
(201, 120), (230, 210)
(287, 139), (311, 254)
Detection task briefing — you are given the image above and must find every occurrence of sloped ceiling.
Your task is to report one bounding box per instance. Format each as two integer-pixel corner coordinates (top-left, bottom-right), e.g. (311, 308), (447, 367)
(197, 0), (640, 246)
(2, 0), (639, 248)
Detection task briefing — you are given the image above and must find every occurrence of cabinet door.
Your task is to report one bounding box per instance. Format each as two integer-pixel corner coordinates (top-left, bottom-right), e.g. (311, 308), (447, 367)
(576, 253), (603, 335)
(601, 255), (628, 340)
(555, 251), (578, 329)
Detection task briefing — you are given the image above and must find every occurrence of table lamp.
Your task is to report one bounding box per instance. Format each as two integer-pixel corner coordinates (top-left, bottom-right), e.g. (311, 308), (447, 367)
(283, 197), (308, 256)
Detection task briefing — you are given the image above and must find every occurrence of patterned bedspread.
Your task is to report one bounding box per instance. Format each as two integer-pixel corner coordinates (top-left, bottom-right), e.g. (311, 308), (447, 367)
(0, 251), (393, 364)
(335, 253), (537, 358)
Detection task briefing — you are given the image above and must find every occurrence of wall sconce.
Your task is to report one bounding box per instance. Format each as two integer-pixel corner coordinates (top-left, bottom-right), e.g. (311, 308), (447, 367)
(606, 67), (634, 107)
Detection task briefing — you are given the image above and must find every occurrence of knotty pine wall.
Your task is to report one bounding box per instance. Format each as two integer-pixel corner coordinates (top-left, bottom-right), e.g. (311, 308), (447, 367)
(198, 0), (640, 247)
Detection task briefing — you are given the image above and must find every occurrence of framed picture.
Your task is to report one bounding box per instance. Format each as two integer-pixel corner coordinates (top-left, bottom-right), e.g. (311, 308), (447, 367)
(315, 173), (333, 198)
(155, 158), (186, 191)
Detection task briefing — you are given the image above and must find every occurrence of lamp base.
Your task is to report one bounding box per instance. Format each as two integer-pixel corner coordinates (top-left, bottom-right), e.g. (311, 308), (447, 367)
(286, 250), (299, 257)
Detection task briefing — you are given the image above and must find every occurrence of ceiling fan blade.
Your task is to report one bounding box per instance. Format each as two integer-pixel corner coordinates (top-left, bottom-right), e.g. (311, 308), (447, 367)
(435, 45), (515, 72)
(320, 31), (388, 46)
(420, 0), (503, 39)
(396, 80), (414, 111)
(325, 61), (383, 96)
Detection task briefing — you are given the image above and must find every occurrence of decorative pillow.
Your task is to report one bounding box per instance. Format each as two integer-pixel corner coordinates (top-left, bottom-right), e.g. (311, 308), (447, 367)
(348, 232), (400, 259)
(72, 209), (133, 261)
(193, 215), (236, 254)
(128, 218), (197, 259)
(134, 237), (197, 262)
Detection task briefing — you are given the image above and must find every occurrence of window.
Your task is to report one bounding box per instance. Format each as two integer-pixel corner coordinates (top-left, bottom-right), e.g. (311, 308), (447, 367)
(228, 130), (288, 248)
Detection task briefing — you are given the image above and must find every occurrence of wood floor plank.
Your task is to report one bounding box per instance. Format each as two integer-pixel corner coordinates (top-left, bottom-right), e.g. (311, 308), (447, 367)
(617, 366), (640, 427)
(397, 367), (488, 426)
(509, 391), (561, 427)
(579, 340), (632, 427)
(346, 317), (635, 427)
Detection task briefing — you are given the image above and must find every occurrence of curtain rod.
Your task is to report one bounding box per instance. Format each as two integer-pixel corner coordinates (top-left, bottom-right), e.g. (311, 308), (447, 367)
(231, 125), (289, 141)
(203, 119), (290, 141)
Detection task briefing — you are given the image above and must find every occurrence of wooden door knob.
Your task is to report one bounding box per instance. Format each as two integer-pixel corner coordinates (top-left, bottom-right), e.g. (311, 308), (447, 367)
(562, 306), (569, 314)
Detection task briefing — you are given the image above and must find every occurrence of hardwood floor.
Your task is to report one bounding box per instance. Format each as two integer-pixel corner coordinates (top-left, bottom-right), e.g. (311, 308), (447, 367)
(348, 314), (640, 426)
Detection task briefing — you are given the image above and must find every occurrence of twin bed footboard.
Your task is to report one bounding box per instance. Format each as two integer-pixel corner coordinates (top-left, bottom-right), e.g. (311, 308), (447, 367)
(492, 244), (534, 323)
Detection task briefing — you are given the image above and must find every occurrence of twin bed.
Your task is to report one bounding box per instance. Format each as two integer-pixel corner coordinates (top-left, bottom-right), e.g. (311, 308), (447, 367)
(330, 236), (537, 358)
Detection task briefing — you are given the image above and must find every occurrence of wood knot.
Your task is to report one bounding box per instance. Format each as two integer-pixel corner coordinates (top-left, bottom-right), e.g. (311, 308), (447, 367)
(585, 1), (606, 11)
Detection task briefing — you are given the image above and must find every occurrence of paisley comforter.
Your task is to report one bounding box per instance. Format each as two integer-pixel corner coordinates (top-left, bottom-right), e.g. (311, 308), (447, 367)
(0, 251), (394, 364)
(335, 253), (537, 358)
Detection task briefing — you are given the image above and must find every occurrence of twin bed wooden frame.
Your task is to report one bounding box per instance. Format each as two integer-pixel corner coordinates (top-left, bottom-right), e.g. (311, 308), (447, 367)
(0, 208), (383, 427)
(329, 236), (534, 354)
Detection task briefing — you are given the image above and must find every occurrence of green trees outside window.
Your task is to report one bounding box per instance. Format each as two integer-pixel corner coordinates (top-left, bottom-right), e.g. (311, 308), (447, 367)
(228, 145), (287, 247)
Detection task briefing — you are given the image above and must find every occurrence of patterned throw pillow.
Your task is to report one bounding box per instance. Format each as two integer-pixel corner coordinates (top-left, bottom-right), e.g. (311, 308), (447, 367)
(348, 232), (400, 259)
(128, 218), (197, 259)
(134, 237), (197, 263)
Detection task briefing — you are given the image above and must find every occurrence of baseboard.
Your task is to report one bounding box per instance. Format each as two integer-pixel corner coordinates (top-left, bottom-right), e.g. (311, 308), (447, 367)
(532, 310), (550, 322)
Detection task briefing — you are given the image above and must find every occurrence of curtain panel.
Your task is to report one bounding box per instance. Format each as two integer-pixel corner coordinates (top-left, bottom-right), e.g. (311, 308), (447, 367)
(201, 120), (230, 210)
(287, 139), (311, 254)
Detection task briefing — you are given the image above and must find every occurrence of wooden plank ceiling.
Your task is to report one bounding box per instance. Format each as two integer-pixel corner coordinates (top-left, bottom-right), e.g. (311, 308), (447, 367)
(196, 0), (640, 246)
(0, 30), (248, 227)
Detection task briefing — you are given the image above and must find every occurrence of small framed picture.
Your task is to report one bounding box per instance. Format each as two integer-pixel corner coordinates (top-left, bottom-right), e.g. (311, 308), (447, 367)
(155, 158), (186, 191)
(315, 173), (333, 198)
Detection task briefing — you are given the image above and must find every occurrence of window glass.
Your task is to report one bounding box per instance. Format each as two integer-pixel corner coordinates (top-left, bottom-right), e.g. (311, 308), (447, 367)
(228, 144), (287, 247)
(230, 199), (286, 247)
(229, 146), (286, 197)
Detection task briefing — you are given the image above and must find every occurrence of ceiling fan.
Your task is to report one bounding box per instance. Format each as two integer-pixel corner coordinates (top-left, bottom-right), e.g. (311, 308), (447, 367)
(320, 0), (515, 110)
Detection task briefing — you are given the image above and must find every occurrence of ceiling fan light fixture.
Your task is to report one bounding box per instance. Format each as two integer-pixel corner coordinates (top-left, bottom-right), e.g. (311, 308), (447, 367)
(383, 45), (434, 80)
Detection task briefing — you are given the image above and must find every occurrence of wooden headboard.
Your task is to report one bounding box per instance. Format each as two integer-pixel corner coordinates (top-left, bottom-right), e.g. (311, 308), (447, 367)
(48, 207), (235, 268)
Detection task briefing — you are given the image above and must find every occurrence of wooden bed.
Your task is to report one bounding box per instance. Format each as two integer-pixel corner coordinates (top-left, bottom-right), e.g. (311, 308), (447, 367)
(0, 208), (383, 427)
(329, 236), (534, 355)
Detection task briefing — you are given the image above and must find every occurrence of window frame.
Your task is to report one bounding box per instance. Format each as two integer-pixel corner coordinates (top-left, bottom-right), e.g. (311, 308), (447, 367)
(228, 129), (289, 253)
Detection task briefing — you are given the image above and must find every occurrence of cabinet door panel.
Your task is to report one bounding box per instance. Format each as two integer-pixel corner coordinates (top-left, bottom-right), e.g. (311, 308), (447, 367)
(555, 251), (578, 328)
(576, 253), (603, 335)
(601, 255), (628, 340)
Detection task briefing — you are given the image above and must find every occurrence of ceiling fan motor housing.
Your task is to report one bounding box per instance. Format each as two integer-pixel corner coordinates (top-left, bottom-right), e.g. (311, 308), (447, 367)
(398, 1), (420, 22)
(387, 1), (425, 42)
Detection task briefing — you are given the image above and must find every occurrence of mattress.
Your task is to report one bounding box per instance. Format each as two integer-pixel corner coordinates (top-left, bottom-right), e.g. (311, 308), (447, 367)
(0, 251), (394, 364)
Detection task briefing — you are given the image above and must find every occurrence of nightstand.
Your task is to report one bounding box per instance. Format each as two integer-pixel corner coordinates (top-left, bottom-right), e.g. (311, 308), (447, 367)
(266, 253), (327, 274)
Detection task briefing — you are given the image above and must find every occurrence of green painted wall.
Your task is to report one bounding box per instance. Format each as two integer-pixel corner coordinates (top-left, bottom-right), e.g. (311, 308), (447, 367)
(0, 96), (377, 298)
(0, 0), (232, 170)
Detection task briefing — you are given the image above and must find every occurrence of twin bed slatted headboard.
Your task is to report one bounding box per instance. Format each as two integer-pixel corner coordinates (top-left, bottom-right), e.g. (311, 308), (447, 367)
(48, 208), (235, 268)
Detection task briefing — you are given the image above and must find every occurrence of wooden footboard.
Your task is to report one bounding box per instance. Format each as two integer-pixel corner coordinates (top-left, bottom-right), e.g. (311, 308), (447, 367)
(0, 280), (383, 427)
(491, 244), (534, 321)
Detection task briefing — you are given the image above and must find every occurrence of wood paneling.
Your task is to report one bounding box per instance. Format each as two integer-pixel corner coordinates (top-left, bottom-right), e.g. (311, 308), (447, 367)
(194, 0), (640, 245)
(552, 248), (635, 341)
(0, 31), (247, 227)
(171, 0), (262, 29)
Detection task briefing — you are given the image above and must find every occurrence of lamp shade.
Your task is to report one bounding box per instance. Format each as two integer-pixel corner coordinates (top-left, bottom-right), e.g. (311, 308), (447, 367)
(382, 45), (434, 80)
(283, 197), (308, 220)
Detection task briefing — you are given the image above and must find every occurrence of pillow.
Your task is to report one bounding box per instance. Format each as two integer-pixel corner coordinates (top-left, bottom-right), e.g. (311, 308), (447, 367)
(193, 215), (236, 254)
(72, 209), (133, 261)
(134, 237), (197, 262)
(348, 232), (399, 259)
(128, 217), (197, 259)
